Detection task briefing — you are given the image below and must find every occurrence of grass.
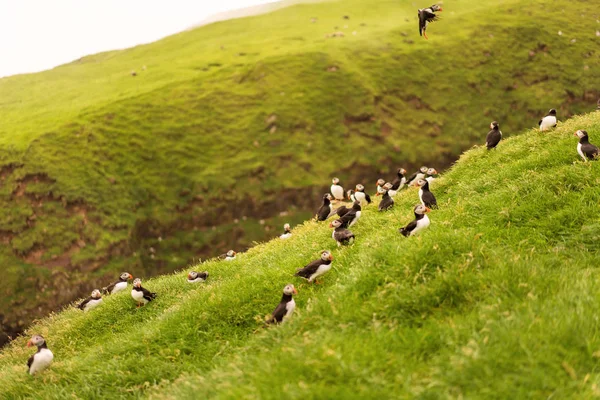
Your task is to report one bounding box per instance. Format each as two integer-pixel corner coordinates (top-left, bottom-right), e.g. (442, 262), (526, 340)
(0, 111), (599, 398)
(1, 0), (599, 345)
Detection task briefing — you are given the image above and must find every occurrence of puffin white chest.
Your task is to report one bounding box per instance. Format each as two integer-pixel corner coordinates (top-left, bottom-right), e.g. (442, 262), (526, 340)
(131, 289), (147, 304)
(426, 177), (436, 184)
(355, 191), (366, 203)
(349, 211), (361, 227)
(84, 298), (103, 312)
(225, 256), (235, 261)
(540, 116), (557, 131)
(411, 215), (431, 236)
(280, 232), (292, 239)
(29, 348), (54, 375)
(285, 298), (296, 319)
(331, 184), (344, 200)
(418, 188), (424, 205)
(310, 263), (332, 281)
(112, 281), (127, 294)
(577, 143), (587, 161)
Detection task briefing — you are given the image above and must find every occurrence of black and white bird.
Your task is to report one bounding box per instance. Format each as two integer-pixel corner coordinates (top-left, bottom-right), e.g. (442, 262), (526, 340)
(377, 183), (394, 211)
(26, 335), (53, 375)
(222, 250), (236, 261)
(388, 168), (407, 197)
(131, 278), (157, 307)
(376, 178), (386, 194)
(399, 204), (431, 237)
(267, 284), (297, 324)
(353, 184), (371, 205)
(346, 189), (356, 202)
(280, 223), (292, 239)
(295, 250), (333, 283)
(539, 109), (557, 131)
(574, 130), (599, 162)
(418, 4), (442, 40)
(330, 219), (356, 246)
(486, 121), (502, 150)
(102, 272), (133, 295)
(187, 271), (209, 283)
(330, 177), (345, 201)
(336, 203), (351, 218)
(406, 166), (428, 186)
(414, 179), (437, 209)
(316, 193), (334, 221)
(78, 289), (103, 312)
(425, 168), (439, 184)
(337, 201), (361, 228)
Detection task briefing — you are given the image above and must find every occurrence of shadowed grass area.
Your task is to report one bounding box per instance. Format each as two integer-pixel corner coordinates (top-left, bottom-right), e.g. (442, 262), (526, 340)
(0, 112), (599, 398)
(0, 0), (598, 345)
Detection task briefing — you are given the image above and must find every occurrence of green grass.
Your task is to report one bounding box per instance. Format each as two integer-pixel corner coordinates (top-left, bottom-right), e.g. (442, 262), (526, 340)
(1, 0), (599, 345)
(1, 111), (600, 398)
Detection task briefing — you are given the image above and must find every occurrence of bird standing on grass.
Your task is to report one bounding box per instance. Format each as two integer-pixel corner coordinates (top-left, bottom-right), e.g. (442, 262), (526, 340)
(388, 168), (407, 196)
(102, 272), (133, 295)
(377, 183), (394, 211)
(486, 121), (502, 150)
(26, 335), (53, 375)
(316, 193), (334, 221)
(187, 271), (209, 283)
(406, 166), (428, 186)
(574, 130), (599, 162)
(131, 278), (157, 307)
(400, 204), (431, 237)
(539, 109), (557, 131)
(221, 250), (236, 261)
(280, 223), (292, 239)
(418, 4), (442, 39)
(295, 250), (333, 283)
(78, 289), (103, 312)
(267, 284), (297, 324)
(415, 179), (438, 209)
(330, 178), (344, 201)
(353, 184), (371, 205)
(330, 219), (356, 246)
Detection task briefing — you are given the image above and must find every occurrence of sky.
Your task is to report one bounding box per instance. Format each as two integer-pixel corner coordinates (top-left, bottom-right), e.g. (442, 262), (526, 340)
(0, 0), (278, 78)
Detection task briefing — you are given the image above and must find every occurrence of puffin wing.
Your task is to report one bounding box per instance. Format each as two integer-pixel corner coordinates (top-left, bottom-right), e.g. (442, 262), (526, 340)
(400, 220), (418, 237)
(270, 302), (287, 323)
(335, 229), (355, 242)
(406, 171), (418, 184)
(422, 191), (437, 208)
(336, 206), (350, 218)
(102, 281), (117, 295)
(364, 193), (371, 203)
(78, 296), (92, 310)
(141, 287), (157, 302)
(339, 211), (356, 227)
(390, 177), (401, 190)
(316, 205), (330, 221)
(486, 130), (501, 148)
(295, 259), (322, 278)
(582, 143), (600, 159)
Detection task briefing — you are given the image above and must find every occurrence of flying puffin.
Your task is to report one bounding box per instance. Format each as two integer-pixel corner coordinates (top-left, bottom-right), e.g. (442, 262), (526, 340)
(131, 278), (157, 307)
(280, 223), (292, 239)
(187, 271), (209, 283)
(574, 130), (599, 161)
(388, 168), (407, 197)
(330, 177), (345, 201)
(221, 250), (236, 261)
(26, 335), (53, 375)
(406, 166), (428, 186)
(539, 109), (557, 131)
(425, 168), (439, 184)
(414, 178), (438, 209)
(399, 204), (431, 237)
(267, 284), (297, 324)
(486, 121), (502, 150)
(353, 184), (371, 205)
(102, 272), (133, 295)
(295, 250), (333, 283)
(418, 4), (442, 40)
(377, 183), (394, 211)
(78, 289), (103, 312)
(330, 219), (355, 246)
(316, 193), (333, 221)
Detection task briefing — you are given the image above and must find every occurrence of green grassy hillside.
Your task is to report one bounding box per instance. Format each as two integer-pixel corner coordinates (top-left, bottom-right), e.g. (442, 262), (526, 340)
(1, 111), (599, 398)
(0, 0), (598, 343)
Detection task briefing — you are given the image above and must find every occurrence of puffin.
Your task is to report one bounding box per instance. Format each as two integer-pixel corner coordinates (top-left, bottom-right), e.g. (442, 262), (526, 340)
(425, 168), (439, 184)
(102, 272), (133, 295)
(406, 166), (428, 186)
(346, 189), (356, 202)
(316, 193), (334, 221)
(574, 130), (599, 161)
(539, 109), (557, 131)
(222, 250), (236, 261)
(280, 223), (292, 239)
(353, 184), (371, 205)
(377, 183), (394, 212)
(418, 4), (442, 40)
(78, 289), (103, 312)
(376, 178), (386, 194)
(131, 278), (157, 307)
(336, 204), (351, 218)
(267, 284), (297, 324)
(330, 219), (355, 246)
(399, 204), (431, 237)
(26, 335), (53, 375)
(295, 250), (333, 283)
(330, 177), (344, 201)
(486, 121), (502, 150)
(187, 271), (209, 283)
(337, 201), (361, 228)
(388, 168), (407, 197)
(414, 178), (438, 209)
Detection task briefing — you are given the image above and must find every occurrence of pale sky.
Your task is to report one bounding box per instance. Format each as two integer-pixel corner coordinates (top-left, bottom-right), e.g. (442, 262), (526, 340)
(0, 0), (279, 78)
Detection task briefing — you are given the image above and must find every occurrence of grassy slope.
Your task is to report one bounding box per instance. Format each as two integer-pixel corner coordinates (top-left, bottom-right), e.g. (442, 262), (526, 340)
(1, 0), (599, 342)
(1, 112), (600, 398)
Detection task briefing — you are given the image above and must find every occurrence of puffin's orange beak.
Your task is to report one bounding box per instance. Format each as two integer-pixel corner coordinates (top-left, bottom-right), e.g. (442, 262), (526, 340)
(413, 182), (419, 187)
(27, 340), (33, 347)
(328, 223), (333, 228)
(187, 274), (192, 279)
(375, 192), (381, 196)
(573, 132), (578, 137)
(128, 274), (133, 280)
(293, 288), (298, 295)
(438, 7), (443, 11)
(425, 207), (432, 213)
(329, 254), (334, 261)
